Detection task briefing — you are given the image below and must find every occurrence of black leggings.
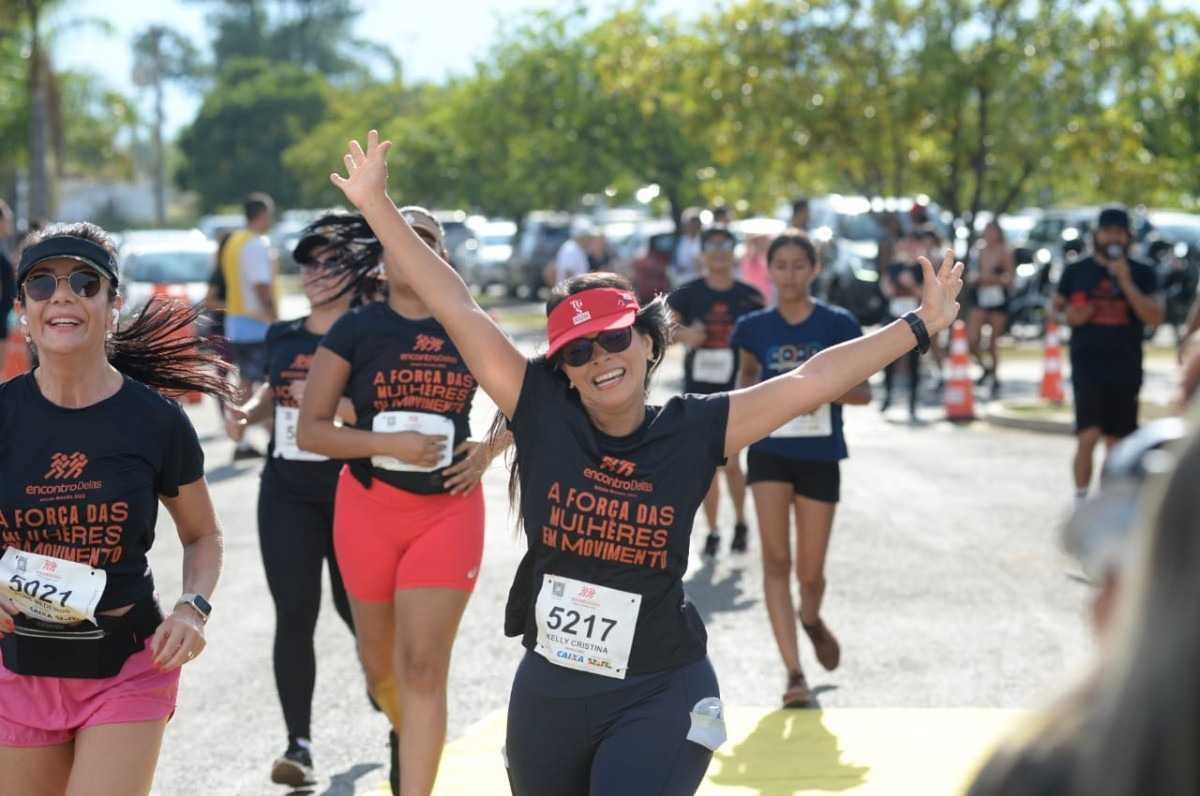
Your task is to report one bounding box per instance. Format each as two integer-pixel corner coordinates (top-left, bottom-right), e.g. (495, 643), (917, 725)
(506, 652), (720, 795)
(258, 477), (354, 742)
(883, 347), (921, 412)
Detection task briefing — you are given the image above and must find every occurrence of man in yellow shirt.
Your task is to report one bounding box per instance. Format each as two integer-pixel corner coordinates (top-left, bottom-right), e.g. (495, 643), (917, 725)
(221, 192), (279, 459)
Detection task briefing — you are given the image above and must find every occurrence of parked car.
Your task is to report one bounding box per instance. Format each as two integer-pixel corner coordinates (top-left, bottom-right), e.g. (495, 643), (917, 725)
(807, 198), (888, 325)
(1139, 210), (1200, 341)
(270, 210), (326, 275)
(458, 219), (516, 291)
(506, 212), (572, 299)
(117, 230), (216, 319)
(196, 214), (243, 242)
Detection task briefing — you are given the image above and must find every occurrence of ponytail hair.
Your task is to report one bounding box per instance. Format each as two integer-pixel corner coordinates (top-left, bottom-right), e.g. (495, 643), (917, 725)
(21, 222), (238, 402)
(303, 212), (386, 303)
(108, 299), (239, 402)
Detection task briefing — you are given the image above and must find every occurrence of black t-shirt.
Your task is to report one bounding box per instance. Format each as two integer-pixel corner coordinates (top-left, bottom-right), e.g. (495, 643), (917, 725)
(667, 278), (764, 393)
(320, 302), (477, 494)
(504, 362), (728, 675)
(1056, 255), (1158, 383)
(261, 318), (343, 501)
(0, 374), (204, 611)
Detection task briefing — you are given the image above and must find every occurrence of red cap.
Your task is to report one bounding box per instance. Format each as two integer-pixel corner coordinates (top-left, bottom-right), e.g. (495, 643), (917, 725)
(546, 287), (640, 357)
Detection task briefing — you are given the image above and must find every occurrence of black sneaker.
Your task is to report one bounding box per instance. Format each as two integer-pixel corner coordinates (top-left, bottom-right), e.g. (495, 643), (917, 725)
(271, 740), (316, 787)
(703, 533), (720, 558)
(730, 522), (749, 553)
(388, 730), (400, 795)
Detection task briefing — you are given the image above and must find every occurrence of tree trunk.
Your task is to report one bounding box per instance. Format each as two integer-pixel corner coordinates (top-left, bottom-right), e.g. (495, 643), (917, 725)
(27, 1), (51, 221)
(153, 73), (166, 225)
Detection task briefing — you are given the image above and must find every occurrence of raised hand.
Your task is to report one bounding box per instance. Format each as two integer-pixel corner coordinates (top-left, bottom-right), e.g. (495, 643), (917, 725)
(329, 129), (392, 211)
(917, 249), (965, 334)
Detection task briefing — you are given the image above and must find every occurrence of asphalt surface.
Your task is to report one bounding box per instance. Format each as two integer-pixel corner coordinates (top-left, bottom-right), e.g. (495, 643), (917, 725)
(147, 309), (1102, 795)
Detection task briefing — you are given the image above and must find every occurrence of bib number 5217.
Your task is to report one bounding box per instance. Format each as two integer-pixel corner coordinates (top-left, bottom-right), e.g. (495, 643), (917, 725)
(544, 605), (618, 643)
(535, 574), (641, 680)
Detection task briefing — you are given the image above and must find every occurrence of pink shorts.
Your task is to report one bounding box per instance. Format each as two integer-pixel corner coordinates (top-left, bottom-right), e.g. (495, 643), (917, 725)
(0, 639), (180, 747)
(333, 467), (485, 602)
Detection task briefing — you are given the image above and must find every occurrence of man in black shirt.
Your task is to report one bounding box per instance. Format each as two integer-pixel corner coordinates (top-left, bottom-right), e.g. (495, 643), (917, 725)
(1054, 206), (1163, 499)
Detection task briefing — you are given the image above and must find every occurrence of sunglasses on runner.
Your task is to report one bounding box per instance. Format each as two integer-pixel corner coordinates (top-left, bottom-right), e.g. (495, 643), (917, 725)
(22, 270), (104, 302)
(558, 327), (633, 368)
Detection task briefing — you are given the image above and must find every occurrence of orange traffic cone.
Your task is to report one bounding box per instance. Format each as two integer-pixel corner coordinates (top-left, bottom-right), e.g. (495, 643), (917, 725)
(1039, 318), (1065, 404)
(2, 325), (31, 381)
(943, 320), (975, 421)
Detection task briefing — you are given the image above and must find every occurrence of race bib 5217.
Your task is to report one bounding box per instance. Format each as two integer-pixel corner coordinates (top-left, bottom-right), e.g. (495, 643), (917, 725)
(535, 574), (641, 679)
(770, 404), (833, 438)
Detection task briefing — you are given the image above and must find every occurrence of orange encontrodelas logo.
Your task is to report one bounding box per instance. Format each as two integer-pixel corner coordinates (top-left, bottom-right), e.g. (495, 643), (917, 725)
(27, 452), (102, 498)
(44, 452), (89, 480)
(413, 334), (446, 353)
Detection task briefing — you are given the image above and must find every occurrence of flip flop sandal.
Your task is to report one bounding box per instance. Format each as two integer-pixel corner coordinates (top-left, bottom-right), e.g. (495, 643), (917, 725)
(802, 618), (842, 672)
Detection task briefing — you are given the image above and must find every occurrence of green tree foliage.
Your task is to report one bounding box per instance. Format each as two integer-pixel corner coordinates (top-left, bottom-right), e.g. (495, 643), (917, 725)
(176, 58), (329, 211)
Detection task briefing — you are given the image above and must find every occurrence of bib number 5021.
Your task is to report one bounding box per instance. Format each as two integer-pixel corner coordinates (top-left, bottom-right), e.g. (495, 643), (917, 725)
(0, 548), (107, 625)
(7, 574), (73, 608)
(543, 605), (618, 643)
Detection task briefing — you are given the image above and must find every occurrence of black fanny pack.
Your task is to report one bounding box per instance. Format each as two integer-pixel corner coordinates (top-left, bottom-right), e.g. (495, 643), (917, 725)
(0, 598), (163, 679)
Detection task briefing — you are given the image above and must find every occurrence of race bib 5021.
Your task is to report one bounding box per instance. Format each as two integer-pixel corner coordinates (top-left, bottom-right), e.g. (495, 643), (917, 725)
(0, 548), (107, 625)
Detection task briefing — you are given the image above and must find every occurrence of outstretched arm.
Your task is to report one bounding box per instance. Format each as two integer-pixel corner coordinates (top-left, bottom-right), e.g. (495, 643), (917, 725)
(330, 131), (527, 418)
(725, 251), (963, 455)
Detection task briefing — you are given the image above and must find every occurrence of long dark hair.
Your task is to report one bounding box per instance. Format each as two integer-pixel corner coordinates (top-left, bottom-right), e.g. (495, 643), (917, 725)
(20, 222), (238, 402)
(484, 272), (673, 527)
(308, 212), (394, 304)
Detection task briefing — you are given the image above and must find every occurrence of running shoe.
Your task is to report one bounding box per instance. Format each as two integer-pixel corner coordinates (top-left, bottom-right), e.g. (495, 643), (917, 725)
(703, 533), (720, 558)
(782, 671), (813, 709)
(271, 740), (316, 787)
(389, 730), (400, 794)
(730, 522), (749, 553)
(802, 617), (842, 671)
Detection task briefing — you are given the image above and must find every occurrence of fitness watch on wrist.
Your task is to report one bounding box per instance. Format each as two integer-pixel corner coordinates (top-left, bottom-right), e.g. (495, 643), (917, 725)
(901, 311), (932, 355)
(176, 593), (212, 624)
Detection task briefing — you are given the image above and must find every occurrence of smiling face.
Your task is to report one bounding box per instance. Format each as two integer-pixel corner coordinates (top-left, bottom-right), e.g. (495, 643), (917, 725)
(768, 242), (820, 303)
(558, 326), (656, 414)
(17, 258), (120, 359)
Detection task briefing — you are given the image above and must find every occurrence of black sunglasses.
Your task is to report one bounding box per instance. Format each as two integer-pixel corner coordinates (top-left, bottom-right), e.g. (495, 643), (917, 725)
(559, 327), (633, 368)
(23, 270), (103, 302)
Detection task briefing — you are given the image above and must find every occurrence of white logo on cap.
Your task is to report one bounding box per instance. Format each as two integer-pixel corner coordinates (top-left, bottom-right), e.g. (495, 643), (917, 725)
(570, 299), (591, 326)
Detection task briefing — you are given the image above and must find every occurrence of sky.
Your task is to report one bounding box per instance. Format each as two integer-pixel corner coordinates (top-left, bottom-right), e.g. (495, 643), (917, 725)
(53, 0), (700, 138)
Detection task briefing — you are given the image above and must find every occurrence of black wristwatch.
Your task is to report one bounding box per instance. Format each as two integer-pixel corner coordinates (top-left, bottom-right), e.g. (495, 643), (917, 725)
(176, 593), (212, 624)
(901, 311), (932, 355)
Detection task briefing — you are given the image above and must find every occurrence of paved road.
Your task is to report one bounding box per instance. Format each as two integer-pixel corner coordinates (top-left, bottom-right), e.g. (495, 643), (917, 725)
(147, 313), (1100, 795)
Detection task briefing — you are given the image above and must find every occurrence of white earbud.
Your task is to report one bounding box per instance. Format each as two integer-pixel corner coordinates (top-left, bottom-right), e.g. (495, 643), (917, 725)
(111, 309), (120, 325)
(19, 316), (27, 326)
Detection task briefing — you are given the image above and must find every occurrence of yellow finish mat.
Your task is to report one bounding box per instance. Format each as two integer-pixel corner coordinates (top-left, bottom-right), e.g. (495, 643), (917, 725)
(367, 707), (1029, 795)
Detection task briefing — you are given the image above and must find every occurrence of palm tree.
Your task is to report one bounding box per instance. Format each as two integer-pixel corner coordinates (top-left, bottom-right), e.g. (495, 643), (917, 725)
(132, 25), (203, 225)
